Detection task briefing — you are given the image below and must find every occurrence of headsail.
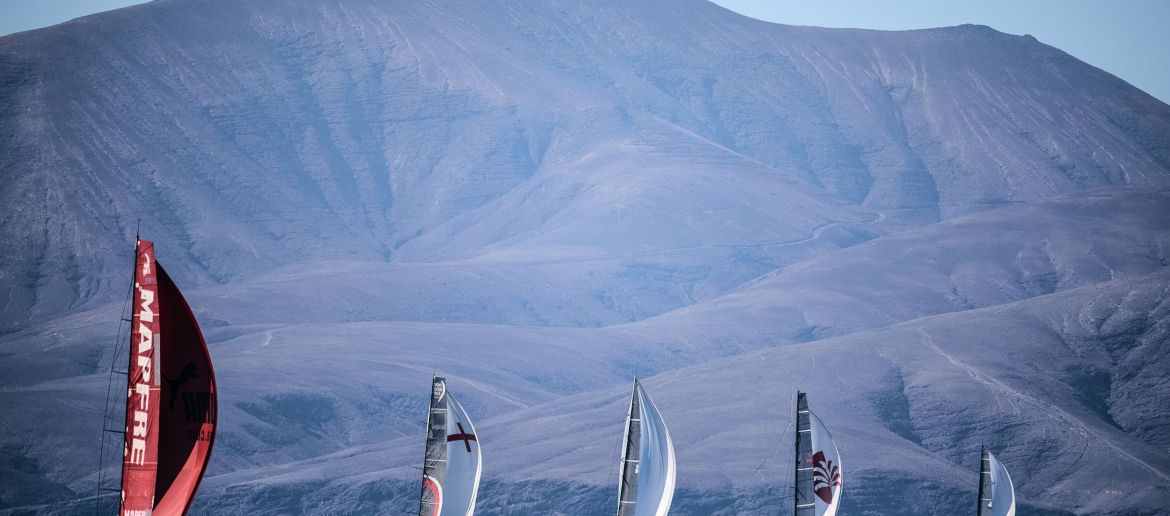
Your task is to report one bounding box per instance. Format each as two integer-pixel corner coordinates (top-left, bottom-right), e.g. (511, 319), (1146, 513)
(120, 239), (218, 516)
(977, 446), (1016, 516)
(616, 379), (676, 516)
(419, 376), (482, 516)
(794, 392), (842, 516)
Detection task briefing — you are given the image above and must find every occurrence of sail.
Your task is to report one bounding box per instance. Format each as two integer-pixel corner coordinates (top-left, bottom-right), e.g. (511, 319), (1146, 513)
(444, 393), (482, 515)
(420, 377), (482, 516)
(795, 392), (842, 516)
(616, 379), (676, 516)
(120, 240), (217, 516)
(977, 447), (1017, 516)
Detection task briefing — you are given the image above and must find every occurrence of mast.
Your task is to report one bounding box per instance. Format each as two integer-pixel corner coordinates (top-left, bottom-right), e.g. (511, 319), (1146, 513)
(419, 376), (449, 516)
(120, 239), (162, 514)
(794, 391), (813, 516)
(977, 445), (990, 515)
(616, 379), (641, 516)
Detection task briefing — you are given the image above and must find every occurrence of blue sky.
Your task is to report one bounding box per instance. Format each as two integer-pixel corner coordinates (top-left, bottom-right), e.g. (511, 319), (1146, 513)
(1, 0), (1167, 104)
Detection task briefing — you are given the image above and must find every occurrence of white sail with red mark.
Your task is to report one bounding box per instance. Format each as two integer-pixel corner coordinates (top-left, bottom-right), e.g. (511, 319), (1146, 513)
(419, 376), (482, 516)
(795, 392), (842, 516)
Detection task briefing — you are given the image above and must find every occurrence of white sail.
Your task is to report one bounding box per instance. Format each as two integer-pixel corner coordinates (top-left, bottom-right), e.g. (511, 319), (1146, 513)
(443, 393), (482, 516)
(979, 449), (1016, 516)
(809, 410), (842, 516)
(617, 380), (676, 516)
(796, 392), (842, 516)
(419, 378), (482, 516)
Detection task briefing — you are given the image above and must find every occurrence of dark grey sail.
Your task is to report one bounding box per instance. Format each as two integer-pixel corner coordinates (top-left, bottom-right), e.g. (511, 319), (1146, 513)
(616, 380), (642, 516)
(795, 391), (814, 516)
(420, 376), (449, 516)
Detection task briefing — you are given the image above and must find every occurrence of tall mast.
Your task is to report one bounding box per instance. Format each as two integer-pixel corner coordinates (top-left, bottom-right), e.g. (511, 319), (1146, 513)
(977, 445), (991, 515)
(419, 375), (448, 516)
(794, 391), (813, 516)
(616, 378), (641, 516)
(115, 238), (139, 511)
(95, 236), (140, 515)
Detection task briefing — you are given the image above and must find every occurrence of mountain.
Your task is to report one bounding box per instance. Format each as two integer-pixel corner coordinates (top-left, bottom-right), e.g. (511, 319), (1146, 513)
(1, 0), (1169, 514)
(188, 266), (1170, 515)
(3, 0), (1169, 331)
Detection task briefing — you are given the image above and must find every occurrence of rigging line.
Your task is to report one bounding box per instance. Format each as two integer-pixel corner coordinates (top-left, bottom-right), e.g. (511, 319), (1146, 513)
(780, 390), (797, 509)
(606, 399), (623, 511)
(94, 239), (138, 515)
(757, 389), (796, 479)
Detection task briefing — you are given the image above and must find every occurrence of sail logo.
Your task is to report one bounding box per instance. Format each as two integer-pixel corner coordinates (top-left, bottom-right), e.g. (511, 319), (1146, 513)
(447, 422), (477, 452)
(127, 278), (158, 466)
(165, 363), (199, 408)
(811, 451), (841, 504)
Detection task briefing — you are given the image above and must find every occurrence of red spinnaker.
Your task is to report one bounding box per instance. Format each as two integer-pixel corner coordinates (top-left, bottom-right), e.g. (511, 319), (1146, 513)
(120, 240), (217, 516)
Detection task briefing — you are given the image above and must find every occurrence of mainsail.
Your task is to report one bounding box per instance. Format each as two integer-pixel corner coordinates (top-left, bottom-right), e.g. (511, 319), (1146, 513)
(977, 446), (1017, 516)
(794, 392), (842, 516)
(120, 239), (217, 515)
(616, 379), (676, 516)
(419, 376), (483, 516)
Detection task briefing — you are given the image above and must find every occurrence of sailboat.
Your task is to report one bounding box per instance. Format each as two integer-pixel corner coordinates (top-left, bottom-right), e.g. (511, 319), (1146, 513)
(794, 391), (842, 516)
(419, 375), (483, 516)
(616, 378), (676, 516)
(977, 445), (1016, 516)
(118, 238), (218, 515)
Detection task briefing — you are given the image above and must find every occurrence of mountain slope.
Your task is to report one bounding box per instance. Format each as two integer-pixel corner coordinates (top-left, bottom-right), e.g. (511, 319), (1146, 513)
(2, 188), (1168, 513)
(3, 0), (1169, 330)
(180, 268), (1170, 515)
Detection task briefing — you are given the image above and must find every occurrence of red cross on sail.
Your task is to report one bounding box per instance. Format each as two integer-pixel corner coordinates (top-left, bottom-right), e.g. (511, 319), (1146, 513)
(448, 422), (477, 453)
(418, 376), (482, 516)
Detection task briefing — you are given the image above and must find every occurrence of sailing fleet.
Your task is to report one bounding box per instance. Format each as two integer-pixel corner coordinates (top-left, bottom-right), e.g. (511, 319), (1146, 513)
(104, 242), (1019, 515)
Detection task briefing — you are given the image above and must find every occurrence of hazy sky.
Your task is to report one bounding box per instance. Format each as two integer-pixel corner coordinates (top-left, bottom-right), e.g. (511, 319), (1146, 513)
(1, 0), (1167, 104)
